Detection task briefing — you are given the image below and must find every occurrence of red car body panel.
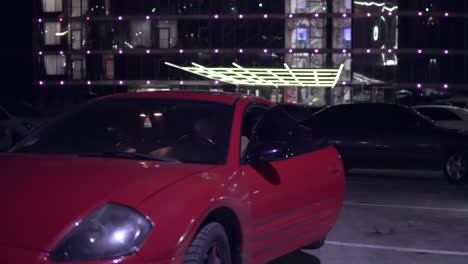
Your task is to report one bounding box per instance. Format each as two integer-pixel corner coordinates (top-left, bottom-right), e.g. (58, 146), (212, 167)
(0, 93), (344, 264)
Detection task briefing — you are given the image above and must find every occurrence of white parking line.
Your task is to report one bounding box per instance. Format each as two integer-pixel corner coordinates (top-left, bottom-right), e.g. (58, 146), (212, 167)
(344, 202), (468, 213)
(324, 241), (468, 256)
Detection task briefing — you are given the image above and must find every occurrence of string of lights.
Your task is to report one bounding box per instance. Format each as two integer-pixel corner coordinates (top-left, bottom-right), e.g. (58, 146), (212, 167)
(34, 49), (468, 56)
(34, 11), (468, 23)
(33, 80), (463, 90)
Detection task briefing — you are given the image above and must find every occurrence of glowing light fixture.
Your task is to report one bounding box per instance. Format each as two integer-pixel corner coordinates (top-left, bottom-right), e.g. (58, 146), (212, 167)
(288, 14), (293, 18)
(165, 62), (344, 88)
(86, 50), (91, 54)
(418, 11), (423, 16)
(443, 84), (448, 89)
(263, 14), (268, 19)
(314, 49), (319, 53)
(417, 49), (422, 54)
(146, 49), (151, 54)
(444, 12), (449, 17)
(39, 81), (44, 85)
(366, 49), (371, 53)
(55, 30), (69, 37)
(214, 49), (219, 53)
(118, 16), (123, 20)
(288, 49), (293, 53)
(86, 16), (90, 21)
(179, 80), (184, 85)
(60, 81), (64, 85)
(119, 80), (124, 85)
(214, 14), (219, 19)
(239, 49), (244, 53)
(38, 51), (43, 55)
(342, 13), (347, 18)
(59, 51), (64, 55)
(118, 49), (123, 54)
(179, 49), (184, 53)
(367, 13), (371, 17)
(38, 18), (43, 22)
(444, 50), (449, 54)
(417, 83), (422, 88)
(239, 14), (244, 19)
(146, 16), (150, 20)
(146, 80), (151, 85)
(153, 113), (163, 117)
(342, 49), (347, 53)
(314, 13), (319, 18)
(87, 81), (92, 85)
(59, 17), (63, 22)
(263, 49), (268, 53)
(387, 49), (392, 53)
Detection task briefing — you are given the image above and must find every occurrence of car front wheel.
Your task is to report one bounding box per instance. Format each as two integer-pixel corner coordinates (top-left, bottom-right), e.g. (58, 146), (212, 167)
(444, 153), (467, 184)
(184, 222), (232, 264)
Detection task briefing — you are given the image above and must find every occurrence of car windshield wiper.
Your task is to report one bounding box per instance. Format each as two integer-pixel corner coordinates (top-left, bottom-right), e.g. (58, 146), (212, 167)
(78, 151), (181, 163)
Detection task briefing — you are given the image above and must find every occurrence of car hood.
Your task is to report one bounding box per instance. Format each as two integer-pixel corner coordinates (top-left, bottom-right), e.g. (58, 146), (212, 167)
(0, 153), (214, 252)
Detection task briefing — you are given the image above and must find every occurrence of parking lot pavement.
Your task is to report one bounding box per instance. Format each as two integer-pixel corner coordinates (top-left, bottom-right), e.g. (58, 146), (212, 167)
(271, 170), (468, 264)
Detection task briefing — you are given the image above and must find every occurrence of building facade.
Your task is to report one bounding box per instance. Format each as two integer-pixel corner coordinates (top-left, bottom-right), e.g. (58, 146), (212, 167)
(32, 0), (468, 113)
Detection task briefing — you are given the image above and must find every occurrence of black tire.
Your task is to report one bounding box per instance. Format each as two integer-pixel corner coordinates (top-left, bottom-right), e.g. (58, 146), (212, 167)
(443, 152), (467, 185)
(184, 222), (232, 264)
(303, 237), (326, 250)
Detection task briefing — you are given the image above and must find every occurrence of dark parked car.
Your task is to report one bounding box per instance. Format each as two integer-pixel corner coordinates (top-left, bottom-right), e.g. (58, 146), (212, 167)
(301, 103), (468, 184)
(278, 103), (324, 121)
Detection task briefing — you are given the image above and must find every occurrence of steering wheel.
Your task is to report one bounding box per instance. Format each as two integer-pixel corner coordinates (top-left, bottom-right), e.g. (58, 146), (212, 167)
(175, 133), (216, 147)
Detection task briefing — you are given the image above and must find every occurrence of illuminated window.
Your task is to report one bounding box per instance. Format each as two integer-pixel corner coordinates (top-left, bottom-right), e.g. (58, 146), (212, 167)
(71, 0), (89, 17)
(42, 0), (63, 12)
(44, 55), (66, 75)
(297, 28), (308, 41)
(44, 22), (61, 45)
(131, 21), (151, 48)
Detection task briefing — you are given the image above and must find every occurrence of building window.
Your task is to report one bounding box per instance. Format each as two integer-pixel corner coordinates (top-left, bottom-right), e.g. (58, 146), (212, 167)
(130, 21), (151, 48)
(44, 55), (66, 75)
(296, 0), (310, 11)
(158, 28), (170, 48)
(42, 0), (63, 12)
(297, 27), (308, 41)
(44, 22), (61, 45)
(72, 56), (85, 80)
(103, 55), (114, 80)
(72, 0), (89, 17)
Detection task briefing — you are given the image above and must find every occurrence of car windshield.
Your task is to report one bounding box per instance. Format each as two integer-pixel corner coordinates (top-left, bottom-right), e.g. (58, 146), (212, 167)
(0, 101), (42, 118)
(12, 98), (234, 164)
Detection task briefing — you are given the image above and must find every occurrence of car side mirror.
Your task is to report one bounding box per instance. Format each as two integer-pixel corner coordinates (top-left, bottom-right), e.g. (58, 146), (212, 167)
(247, 141), (291, 163)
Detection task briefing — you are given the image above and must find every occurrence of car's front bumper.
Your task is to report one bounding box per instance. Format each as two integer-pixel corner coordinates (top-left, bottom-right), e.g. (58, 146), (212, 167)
(0, 245), (174, 264)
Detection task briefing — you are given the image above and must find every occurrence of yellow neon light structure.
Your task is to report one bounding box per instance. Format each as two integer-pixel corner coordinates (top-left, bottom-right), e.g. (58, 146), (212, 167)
(165, 62), (344, 88)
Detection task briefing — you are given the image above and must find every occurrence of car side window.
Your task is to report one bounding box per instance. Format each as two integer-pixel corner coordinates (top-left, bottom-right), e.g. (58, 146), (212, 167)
(415, 108), (462, 121)
(378, 106), (424, 130)
(240, 104), (269, 158)
(244, 106), (326, 163)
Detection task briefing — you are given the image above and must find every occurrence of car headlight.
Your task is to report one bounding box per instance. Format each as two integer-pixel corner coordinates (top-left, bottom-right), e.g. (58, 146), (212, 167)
(50, 203), (153, 262)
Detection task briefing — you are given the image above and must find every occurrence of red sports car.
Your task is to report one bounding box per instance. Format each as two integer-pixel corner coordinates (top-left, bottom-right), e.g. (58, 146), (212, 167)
(1, 91), (344, 264)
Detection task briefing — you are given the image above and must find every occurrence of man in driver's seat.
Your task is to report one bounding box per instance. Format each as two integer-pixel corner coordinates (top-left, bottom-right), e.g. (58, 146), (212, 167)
(150, 117), (219, 163)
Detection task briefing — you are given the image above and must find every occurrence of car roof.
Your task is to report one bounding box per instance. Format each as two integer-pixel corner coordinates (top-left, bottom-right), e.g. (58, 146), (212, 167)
(101, 91), (250, 105)
(324, 103), (408, 110)
(413, 105), (464, 110)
